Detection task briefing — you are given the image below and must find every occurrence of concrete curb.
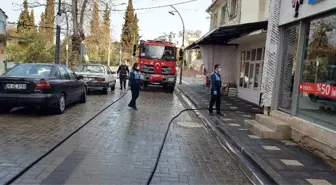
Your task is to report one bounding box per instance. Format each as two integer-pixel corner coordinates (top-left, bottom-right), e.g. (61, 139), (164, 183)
(175, 86), (277, 185)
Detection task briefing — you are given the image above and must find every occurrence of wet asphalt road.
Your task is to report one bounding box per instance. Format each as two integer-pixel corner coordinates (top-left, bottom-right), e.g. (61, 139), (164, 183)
(1, 86), (250, 185)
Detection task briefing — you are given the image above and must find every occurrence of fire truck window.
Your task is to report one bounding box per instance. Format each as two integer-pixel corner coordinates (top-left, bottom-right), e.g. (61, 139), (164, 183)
(141, 45), (176, 60)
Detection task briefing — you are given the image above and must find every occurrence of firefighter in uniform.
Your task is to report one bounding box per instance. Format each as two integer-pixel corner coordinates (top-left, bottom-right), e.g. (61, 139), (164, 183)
(128, 63), (141, 110)
(209, 64), (223, 116)
(117, 62), (129, 90)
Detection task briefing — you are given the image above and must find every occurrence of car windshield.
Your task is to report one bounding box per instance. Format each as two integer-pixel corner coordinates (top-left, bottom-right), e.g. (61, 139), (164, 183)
(76, 65), (105, 73)
(6, 64), (52, 77)
(140, 44), (176, 61)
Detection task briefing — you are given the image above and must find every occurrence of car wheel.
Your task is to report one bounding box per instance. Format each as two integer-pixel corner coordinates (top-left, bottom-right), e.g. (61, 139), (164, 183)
(54, 93), (66, 114)
(168, 86), (175, 93)
(80, 87), (87, 103)
(103, 88), (108, 94)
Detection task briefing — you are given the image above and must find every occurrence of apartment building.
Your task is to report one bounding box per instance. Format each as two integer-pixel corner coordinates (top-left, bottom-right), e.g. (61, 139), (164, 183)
(0, 9), (7, 75)
(185, 0), (269, 105)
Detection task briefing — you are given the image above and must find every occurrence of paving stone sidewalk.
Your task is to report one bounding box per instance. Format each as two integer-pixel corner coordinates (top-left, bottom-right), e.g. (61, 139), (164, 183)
(178, 84), (336, 185)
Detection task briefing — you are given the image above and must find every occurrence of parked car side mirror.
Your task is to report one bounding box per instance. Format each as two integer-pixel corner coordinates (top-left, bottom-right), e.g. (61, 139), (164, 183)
(77, 75), (84, 80)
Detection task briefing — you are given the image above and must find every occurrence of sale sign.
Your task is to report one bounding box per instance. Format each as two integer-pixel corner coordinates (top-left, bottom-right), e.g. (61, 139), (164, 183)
(299, 82), (336, 98)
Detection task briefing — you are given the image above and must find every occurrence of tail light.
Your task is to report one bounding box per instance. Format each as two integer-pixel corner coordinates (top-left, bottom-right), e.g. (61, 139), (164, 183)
(35, 79), (51, 89)
(95, 77), (105, 82)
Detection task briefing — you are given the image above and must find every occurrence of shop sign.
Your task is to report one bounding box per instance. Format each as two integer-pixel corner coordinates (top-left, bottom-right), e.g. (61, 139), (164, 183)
(308, 0), (324, 5)
(292, 0), (304, 18)
(299, 82), (336, 98)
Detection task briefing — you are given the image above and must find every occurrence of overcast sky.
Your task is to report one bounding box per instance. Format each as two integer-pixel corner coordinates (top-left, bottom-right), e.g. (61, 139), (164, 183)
(2, 0), (210, 42)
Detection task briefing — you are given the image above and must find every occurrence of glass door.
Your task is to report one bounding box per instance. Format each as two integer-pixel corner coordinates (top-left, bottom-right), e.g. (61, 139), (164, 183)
(278, 25), (299, 112)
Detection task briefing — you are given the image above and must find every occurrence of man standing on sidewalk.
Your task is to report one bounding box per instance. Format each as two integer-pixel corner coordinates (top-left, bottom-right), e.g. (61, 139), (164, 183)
(117, 62), (129, 90)
(209, 64), (223, 116)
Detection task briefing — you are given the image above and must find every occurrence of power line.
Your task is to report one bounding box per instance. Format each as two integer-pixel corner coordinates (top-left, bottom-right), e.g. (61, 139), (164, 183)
(108, 0), (197, 11)
(7, 22), (69, 31)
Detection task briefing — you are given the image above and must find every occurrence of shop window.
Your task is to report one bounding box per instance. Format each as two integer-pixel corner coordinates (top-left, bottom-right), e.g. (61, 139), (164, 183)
(251, 49), (256, 61)
(298, 14), (336, 128)
(239, 62), (245, 87)
(254, 63), (261, 90)
(257, 48), (263, 60)
(248, 63), (255, 88)
(246, 51), (251, 61)
(240, 49), (263, 90)
(243, 62), (250, 88)
(241, 51), (245, 61)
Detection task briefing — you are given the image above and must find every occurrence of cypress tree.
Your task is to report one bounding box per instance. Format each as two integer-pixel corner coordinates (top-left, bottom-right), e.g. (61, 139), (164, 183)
(39, 12), (46, 33)
(121, 0), (136, 60)
(103, 4), (111, 42)
(87, 0), (101, 61)
(90, 1), (101, 45)
(44, 0), (55, 42)
(17, 0), (31, 34)
(30, 9), (37, 32)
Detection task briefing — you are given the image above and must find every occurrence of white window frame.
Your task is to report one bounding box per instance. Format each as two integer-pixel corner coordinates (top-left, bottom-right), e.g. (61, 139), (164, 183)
(239, 47), (264, 90)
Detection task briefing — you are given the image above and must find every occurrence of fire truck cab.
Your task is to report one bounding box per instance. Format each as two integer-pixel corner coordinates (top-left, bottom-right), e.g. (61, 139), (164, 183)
(132, 40), (179, 93)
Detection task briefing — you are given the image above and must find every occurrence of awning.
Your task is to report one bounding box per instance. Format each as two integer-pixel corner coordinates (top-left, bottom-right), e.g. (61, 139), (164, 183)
(185, 21), (268, 50)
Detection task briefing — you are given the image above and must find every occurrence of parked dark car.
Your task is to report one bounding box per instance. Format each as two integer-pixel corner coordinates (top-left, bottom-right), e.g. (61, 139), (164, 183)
(0, 63), (87, 114)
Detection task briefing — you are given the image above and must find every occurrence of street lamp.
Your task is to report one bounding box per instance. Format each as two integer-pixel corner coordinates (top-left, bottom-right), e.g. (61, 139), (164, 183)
(169, 5), (185, 85)
(55, 0), (62, 64)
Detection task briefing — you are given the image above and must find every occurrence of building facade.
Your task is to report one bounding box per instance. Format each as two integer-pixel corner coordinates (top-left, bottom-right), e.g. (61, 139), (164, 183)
(261, 0), (336, 162)
(187, 0), (269, 105)
(0, 9), (7, 75)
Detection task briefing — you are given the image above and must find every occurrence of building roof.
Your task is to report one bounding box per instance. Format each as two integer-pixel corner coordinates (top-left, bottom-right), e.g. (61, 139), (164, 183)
(185, 21), (268, 50)
(0, 9), (8, 18)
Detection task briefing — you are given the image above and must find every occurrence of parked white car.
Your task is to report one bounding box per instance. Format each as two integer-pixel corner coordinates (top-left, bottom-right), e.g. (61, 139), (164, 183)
(75, 64), (117, 94)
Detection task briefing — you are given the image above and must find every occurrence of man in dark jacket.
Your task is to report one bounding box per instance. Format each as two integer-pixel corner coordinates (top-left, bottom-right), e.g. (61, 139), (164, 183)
(209, 64), (223, 116)
(128, 63), (141, 110)
(117, 62), (129, 90)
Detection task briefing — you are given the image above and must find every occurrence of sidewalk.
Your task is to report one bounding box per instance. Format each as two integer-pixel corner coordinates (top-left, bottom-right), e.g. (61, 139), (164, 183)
(177, 84), (336, 185)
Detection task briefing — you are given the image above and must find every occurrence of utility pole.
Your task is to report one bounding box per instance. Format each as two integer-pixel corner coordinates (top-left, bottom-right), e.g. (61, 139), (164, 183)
(55, 0), (62, 64)
(169, 5), (185, 84)
(108, 40), (111, 67)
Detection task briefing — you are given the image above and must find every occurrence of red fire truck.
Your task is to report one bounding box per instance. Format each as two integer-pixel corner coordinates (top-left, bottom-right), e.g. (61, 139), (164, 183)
(132, 40), (181, 93)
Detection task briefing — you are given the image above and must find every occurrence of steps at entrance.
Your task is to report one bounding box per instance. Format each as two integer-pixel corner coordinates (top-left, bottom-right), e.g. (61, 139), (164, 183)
(256, 114), (290, 134)
(244, 114), (290, 140)
(244, 120), (276, 139)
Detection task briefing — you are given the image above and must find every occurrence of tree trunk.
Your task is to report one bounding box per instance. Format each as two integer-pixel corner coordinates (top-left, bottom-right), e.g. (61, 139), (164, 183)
(70, 34), (81, 70)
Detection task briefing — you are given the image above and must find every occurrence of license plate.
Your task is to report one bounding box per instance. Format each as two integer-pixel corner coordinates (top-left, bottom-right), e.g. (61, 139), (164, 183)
(84, 77), (93, 81)
(5, 84), (27, 90)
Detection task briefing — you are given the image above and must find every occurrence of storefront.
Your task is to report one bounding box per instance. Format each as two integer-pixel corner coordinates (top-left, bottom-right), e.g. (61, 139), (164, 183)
(274, 0), (336, 130)
(185, 21), (268, 105)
